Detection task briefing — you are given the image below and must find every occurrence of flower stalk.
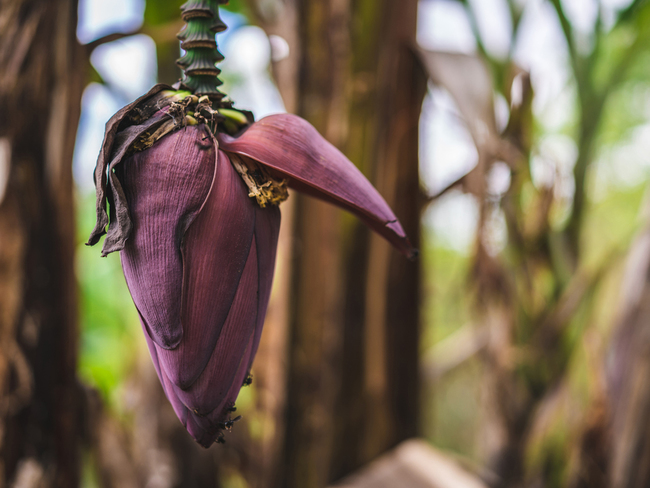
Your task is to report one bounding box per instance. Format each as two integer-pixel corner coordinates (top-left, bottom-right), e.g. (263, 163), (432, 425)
(176, 0), (229, 103)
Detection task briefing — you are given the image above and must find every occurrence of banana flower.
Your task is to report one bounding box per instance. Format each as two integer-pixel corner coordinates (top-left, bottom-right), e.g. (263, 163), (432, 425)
(87, 83), (414, 447)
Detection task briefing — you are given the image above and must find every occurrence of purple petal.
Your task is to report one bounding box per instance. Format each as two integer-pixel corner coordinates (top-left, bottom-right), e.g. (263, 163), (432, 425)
(142, 312), (236, 448)
(169, 237), (258, 414)
(145, 308), (256, 447)
(121, 126), (215, 349)
(218, 114), (416, 258)
(185, 414), (215, 448)
(156, 149), (256, 388)
(249, 204), (281, 366)
(140, 314), (189, 427)
(188, 335), (256, 447)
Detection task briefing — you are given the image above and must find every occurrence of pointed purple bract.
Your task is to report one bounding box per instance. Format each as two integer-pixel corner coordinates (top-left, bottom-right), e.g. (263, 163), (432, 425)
(170, 236), (258, 414)
(218, 113), (417, 259)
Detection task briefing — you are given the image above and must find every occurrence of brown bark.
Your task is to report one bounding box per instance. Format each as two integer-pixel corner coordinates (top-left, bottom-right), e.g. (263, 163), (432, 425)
(250, 1), (425, 486)
(229, 3), (301, 487)
(333, 0), (424, 475)
(279, 2), (351, 487)
(0, 0), (85, 486)
(605, 210), (650, 488)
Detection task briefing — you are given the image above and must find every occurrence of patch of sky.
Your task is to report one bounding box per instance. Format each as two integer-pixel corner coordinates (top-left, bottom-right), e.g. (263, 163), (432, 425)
(423, 190), (480, 255)
(90, 34), (158, 102)
(419, 87), (478, 196)
(513, 0), (572, 124)
(487, 162), (512, 197)
(77, 0), (145, 44)
(417, 0), (476, 53)
(562, 0), (598, 34)
(73, 84), (122, 191)
(530, 134), (578, 194)
(221, 26), (286, 117)
(74, 33), (158, 192)
(467, 0), (513, 60)
(592, 123), (650, 199)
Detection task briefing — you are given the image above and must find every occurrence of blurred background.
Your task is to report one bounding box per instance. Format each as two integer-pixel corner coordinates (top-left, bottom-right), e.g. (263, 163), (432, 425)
(2, 0), (650, 486)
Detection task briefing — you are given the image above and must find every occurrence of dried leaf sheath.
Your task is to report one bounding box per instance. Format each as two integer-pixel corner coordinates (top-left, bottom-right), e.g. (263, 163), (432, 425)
(87, 84), (174, 250)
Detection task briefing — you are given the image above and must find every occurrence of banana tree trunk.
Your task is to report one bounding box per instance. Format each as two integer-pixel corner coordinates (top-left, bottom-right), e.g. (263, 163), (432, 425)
(250, 1), (425, 486)
(0, 0), (84, 486)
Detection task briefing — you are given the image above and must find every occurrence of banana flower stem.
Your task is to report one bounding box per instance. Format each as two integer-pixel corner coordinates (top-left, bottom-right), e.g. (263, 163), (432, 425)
(176, 0), (230, 105)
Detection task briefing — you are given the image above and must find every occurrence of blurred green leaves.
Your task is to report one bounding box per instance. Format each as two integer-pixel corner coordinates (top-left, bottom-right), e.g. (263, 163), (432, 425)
(76, 191), (141, 405)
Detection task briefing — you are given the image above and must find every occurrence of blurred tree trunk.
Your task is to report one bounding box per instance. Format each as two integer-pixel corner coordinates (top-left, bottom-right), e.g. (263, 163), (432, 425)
(249, 1), (426, 487)
(0, 0), (84, 486)
(604, 202), (650, 488)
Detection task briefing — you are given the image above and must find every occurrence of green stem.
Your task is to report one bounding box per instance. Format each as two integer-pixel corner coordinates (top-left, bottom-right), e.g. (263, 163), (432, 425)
(176, 0), (229, 102)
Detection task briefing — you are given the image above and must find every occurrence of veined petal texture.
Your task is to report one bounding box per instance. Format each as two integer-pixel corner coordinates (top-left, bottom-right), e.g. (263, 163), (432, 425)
(121, 126), (215, 349)
(157, 148), (256, 389)
(124, 132), (281, 446)
(169, 236), (258, 415)
(133, 145), (280, 447)
(250, 204), (281, 365)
